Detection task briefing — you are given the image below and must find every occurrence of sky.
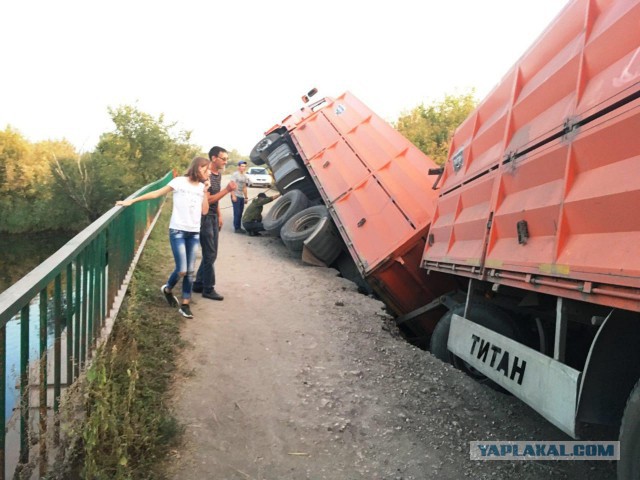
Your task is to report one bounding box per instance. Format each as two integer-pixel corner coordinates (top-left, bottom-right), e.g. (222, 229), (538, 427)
(0, 0), (569, 156)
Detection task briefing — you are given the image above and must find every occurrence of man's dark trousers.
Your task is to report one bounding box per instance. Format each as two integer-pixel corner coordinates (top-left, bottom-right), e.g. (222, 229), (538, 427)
(193, 214), (218, 294)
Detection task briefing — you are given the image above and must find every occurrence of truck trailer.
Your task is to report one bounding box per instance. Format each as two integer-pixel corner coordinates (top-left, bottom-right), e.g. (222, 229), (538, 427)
(248, 0), (640, 477)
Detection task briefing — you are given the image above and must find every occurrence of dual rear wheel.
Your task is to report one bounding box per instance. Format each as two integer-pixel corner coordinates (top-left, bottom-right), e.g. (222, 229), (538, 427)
(262, 190), (344, 266)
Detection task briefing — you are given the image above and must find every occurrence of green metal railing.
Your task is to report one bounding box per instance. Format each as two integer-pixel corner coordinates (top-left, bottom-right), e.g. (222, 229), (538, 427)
(0, 171), (173, 479)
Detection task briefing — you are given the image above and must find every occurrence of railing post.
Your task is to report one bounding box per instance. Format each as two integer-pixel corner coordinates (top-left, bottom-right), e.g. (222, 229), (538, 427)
(66, 263), (73, 387)
(53, 276), (62, 446)
(100, 232), (107, 329)
(74, 256), (81, 380)
(87, 240), (95, 356)
(19, 305), (29, 465)
(39, 290), (48, 477)
(81, 250), (88, 368)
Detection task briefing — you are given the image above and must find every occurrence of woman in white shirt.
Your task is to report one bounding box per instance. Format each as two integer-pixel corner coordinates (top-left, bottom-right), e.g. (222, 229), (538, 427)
(116, 156), (211, 318)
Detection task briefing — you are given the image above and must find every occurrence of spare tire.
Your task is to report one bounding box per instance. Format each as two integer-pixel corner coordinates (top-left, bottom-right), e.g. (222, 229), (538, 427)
(281, 205), (329, 253)
(250, 132), (285, 165)
(262, 190), (309, 237)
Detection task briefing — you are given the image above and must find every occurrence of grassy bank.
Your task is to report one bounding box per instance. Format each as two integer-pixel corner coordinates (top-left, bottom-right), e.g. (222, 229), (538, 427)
(53, 201), (184, 479)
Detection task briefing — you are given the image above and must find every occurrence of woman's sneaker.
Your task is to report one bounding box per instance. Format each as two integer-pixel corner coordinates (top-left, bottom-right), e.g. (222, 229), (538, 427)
(178, 304), (193, 318)
(161, 285), (179, 308)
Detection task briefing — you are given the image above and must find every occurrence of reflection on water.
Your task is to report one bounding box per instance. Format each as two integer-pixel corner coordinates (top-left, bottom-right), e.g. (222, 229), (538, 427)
(0, 231), (75, 422)
(4, 302), (67, 421)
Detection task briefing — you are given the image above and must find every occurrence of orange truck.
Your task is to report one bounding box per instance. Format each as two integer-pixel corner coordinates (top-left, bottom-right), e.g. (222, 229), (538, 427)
(249, 0), (640, 476)
(250, 91), (456, 340)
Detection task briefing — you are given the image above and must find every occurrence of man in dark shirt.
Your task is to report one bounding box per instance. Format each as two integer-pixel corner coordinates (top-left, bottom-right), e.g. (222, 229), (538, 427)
(242, 192), (281, 236)
(192, 146), (236, 300)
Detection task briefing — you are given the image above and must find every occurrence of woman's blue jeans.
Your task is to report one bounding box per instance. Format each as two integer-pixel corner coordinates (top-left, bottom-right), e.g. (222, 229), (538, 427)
(167, 229), (200, 300)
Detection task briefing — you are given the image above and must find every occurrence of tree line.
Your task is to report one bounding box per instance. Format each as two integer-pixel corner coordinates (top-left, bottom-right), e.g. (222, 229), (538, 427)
(394, 89), (477, 165)
(0, 106), (246, 234)
(0, 91), (476, 235)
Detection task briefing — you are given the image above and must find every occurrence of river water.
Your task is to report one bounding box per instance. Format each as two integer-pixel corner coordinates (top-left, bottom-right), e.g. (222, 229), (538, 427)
(0, 231), (75, 421)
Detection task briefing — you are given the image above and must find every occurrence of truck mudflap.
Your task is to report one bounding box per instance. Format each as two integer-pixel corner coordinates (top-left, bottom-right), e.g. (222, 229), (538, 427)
(448, 314), (581, 438)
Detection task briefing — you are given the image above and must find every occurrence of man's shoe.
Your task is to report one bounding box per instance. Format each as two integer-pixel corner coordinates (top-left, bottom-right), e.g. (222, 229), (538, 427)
(192, 285), (203, 293)
(248, 231), (262, 237)
(202, 290), (224, 301)
(178, 304), (193, 318)
(161, 285), (179, 308)
(235, 228), (247, 234)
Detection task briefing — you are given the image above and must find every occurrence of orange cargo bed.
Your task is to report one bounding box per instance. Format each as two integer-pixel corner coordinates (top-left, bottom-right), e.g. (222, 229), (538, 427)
(422, 0), (640, 311)
(288, 92), (455, 329)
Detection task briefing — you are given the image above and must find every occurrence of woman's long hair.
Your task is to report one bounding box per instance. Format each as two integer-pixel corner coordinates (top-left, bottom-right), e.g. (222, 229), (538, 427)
(185, 156), (210, 182)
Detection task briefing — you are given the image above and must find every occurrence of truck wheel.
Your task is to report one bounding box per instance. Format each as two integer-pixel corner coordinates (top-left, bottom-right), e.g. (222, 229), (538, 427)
(281, 205), (329, 253)
(619, 379), (640, 479)
(430, 311), (454, 363)
(430, 302), (521, 392)
(303, 216), (344, 266)
(250, 132), (284, 165)
(263, 190), (309, 237)
(283, 177), (321, 201)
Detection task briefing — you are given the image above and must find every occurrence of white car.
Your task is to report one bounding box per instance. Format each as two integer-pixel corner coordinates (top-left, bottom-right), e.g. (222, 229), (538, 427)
(246, 167), (273, 188)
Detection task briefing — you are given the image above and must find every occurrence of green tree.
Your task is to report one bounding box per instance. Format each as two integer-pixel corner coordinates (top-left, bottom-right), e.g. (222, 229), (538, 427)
(2, 106), (201, 231)
(30, 139), (86, 229)
(227, 149), (249, 169)
(0, 128), (31, 232)
(0, 129), (85, 232)
(96, 105), (196, 184)
(51, 151), (97, 223)
(395, 90), (478, 165)
(53, 105), (200, 220)
(0, 127), (30, 195)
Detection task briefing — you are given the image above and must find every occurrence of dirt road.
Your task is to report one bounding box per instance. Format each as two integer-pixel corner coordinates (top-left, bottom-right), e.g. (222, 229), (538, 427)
(164, 186), (616, 480)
